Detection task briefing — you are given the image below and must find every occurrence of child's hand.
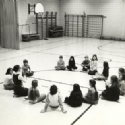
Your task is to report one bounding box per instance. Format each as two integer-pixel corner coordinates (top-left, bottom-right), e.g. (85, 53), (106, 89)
(40, 110), (46, 113)
(62, 110), (67, 114)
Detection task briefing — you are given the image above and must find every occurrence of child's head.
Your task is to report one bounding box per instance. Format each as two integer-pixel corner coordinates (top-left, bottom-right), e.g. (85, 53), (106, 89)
(103, 61), (109, 68)
(70, 56), (75, 61)
(32, 80), (38, 88)
(23, 59), (28, 66)
(73, 84), (80, 92)
(85, 55), (89, 60)
(110, 75), (118, 86)
(59, 55), (63, 61)
(89, 79), (96, 90)
(50, 85), (57, 95)
(13, 65), (21, 72)
(6, 68), (13, 75)
(119, 68), (125, 74)
(92, 54), (98, 61)
(120, 73), (125, 81)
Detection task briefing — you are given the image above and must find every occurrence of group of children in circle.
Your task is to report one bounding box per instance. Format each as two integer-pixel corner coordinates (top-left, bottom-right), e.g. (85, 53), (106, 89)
(2, 54), (125, 113)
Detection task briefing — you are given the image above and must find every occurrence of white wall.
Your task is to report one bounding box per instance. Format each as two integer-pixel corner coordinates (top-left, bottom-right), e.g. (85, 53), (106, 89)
(59, 0), (125, 39)
(17, 0), (60, 39)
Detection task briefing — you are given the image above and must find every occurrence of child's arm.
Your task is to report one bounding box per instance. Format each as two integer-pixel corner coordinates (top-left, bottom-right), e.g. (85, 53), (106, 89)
(58, 95), (67, 113)
(40, 94), (49, 113)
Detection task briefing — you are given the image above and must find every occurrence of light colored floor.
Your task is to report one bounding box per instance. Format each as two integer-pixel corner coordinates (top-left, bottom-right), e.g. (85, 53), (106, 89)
(0, 37), (125, 125)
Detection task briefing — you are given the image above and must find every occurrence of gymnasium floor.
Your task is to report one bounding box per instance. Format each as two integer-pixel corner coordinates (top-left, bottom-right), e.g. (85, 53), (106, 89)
(0, 37), (125, 125)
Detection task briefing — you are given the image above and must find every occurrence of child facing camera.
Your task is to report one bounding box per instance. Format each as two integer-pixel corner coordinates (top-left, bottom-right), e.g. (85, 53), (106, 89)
(41, 85), (67, 113)
(55, 56), (66, 70)
(67, 56), (77, 71)
(28, 80), (46, 104)
(88, 54), (98, 75)
(81, 55), (90, 71)
(22, 59), (34, 77)
(82, 79), (99, 104)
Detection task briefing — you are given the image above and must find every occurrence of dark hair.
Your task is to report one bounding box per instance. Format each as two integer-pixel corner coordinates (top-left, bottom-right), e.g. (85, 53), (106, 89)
(59, 55), (63, 59)
(73, 84), (81, 92)
(102, 61), (109, 77)
(50, 85), (57, 95)
(69, 56), (75, 63)
(13, 65), (21, 72)
(90, 79), (96, 91)
(32, 80), (38, 88)
(111, 75), (119, 86)
(119, 68), (125, 74)
(23, 59), (28, 63)
(6, 68), (13, 75)
(92, 54), (98, 61)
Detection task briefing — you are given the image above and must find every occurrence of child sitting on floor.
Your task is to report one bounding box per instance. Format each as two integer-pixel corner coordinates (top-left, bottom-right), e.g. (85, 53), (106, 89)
(82, 79), (98, 104)
(55, 56), (66, 70)
(22, 59), (34, 77)
(93, 61), (109, 81)
(81, 55), (90, 71)
(41, 85), (67, 113)
(67, 56), (77, 71)
(88, 54), (98, 75)
(65, 84), (82, 107)
(101, 75), (120, 101)
(28, 80), (46, 104)
(3, 68), (14, 90)
(118, 70), (125, 96)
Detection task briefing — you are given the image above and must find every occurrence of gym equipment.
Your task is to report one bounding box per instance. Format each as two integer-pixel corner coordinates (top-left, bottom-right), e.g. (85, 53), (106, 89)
(65, 13), (105, 39)
(49, 26), (64, 38)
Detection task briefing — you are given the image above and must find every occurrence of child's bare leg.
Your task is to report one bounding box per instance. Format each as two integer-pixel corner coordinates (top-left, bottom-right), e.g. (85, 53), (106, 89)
(36, 94), (46, 103)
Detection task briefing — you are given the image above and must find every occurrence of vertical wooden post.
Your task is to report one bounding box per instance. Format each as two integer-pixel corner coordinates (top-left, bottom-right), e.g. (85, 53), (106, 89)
(77, 15), (78, 37)
(101, 16), (104, 37)
(55, 12), (57, 26)
(36, 13), (38, 34)
(51, 12), (53, 27)
(68, 15), (69, 36)
(87, 16), (89, 38)
(82, 15), (84, 37)
(65, 13), (66, 36)
(72, 15), (74, 37)
(46, 11), (49, 38)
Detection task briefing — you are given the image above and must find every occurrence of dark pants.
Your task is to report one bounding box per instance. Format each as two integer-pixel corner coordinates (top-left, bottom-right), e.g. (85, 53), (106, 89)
(14, 85), (28, 97)
(22, 71), (34, 77)
(67, 66), (77, 71)
(82, 66), (90, 71)
(65, 97), (82, 107)
(88, 70), (97, 75)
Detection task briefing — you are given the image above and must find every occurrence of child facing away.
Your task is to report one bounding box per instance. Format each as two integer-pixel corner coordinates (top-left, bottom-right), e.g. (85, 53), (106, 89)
(82, 79), (98, 104)
(28, 80), (46, 104)
(41, 85), (67, 113)
(93, 61), (109, 81)
(118, 69), (125, 96)
(81, 55), (90, 72)
(3, 68), (14, 90)
(67, 56), (77, 71)
(22, 59), (34, 77)
(55, 55), (66, 70)
(65, 84), (82, 107)
(101, 75), (120, 101)
(88, 54), (98, 75)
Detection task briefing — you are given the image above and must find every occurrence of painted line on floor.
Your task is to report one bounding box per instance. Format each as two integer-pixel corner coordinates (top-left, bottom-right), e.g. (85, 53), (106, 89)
(71, 104), (93, 125)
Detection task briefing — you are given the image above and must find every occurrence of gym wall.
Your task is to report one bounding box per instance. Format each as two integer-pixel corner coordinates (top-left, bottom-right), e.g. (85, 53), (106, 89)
(17, 0), (60, 40)
(60, 0), (125, 39)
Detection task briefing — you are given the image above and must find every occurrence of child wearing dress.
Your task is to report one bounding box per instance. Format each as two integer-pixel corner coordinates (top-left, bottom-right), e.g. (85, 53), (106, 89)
(93, 61), (109, 80)
(65, 84), (82, 107)
(118, 72), (125, 96)
(81, 55), (90, 71)
(101, 75), (120, 101)
(88, 54), (98, 75)
(67, 56), (77, 71)
(55, 56), (66, 70)
(82, 79), (98, 104)
(3, 68), (14, 90)
(13, 65), (28, 97)
(22, 59), (34, 77)
(28, 80), (46, 104)
(41, 85), (67, 113)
